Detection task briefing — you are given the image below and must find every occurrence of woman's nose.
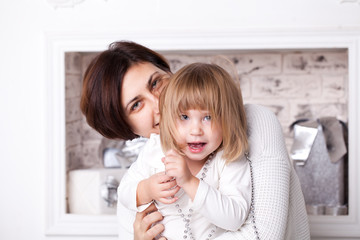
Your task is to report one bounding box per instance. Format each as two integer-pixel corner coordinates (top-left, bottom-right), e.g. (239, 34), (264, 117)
(151, 94), (160, 114)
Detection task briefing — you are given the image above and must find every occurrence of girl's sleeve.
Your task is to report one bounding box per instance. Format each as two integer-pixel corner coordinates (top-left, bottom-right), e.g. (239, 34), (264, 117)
(191, 158), (251, 231)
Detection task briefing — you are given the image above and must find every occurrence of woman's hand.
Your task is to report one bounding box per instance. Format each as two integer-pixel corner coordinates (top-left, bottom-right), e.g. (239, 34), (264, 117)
(162, 150), (199, 200)
(137, 172), (180, 205)
(134, 203), (167, 240)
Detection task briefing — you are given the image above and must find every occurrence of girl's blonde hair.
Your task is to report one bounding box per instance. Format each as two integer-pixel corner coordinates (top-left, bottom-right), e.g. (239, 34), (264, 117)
(159, 63), (248, 163)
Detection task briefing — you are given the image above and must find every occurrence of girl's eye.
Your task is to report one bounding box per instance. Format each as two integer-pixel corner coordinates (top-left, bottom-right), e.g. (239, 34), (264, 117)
(180, 114), (189, 120)
(204, 115), (211, 121)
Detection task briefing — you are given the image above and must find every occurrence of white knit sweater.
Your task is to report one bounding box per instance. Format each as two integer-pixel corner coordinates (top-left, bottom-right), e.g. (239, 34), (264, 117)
(214, 104), (310, 240)
(117, 104), (310, 240)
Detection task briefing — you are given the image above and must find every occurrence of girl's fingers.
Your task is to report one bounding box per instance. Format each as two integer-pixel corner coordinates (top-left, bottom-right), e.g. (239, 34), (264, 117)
(166, 186), (180, 196)
(157, 172), (175, 183)
(165, 149), (179, 157)
(159, 185), (180, 198)
(158, 196), (178, 204)
(164, 164), (179, 176)
(159, 177), (176, 188)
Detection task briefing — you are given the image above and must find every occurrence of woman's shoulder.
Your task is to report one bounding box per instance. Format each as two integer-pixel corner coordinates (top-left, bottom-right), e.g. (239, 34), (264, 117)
(244, 104), (278, 123)
(244, 104), (282, 132)
(244, 104), (286, 158)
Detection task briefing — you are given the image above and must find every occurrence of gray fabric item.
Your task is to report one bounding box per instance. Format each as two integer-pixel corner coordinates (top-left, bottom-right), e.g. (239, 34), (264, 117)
(291, 118), (347, 207)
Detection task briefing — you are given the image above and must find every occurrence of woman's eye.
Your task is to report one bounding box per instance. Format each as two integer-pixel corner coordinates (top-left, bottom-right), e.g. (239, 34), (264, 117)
(151, 76), (164, 90)
(151, 79), (158, 89)
(180, 114), (189, 120)
(130, 101), (141, 112)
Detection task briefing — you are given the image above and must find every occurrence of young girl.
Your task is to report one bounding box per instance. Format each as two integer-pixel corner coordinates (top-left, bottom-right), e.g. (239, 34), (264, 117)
(118, 63), (251, 240)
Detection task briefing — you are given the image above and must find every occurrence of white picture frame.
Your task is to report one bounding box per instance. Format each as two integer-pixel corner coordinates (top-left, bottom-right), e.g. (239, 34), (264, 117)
(45, 29), (360, 238)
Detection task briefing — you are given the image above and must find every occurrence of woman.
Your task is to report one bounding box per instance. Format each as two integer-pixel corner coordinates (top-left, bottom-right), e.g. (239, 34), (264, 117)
(80, 41), (310, 240)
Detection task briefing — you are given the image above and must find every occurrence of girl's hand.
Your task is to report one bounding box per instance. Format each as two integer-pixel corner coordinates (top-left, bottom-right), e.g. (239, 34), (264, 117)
(162, 150), (192, 187)
(162, 150), (199, 200)
(134, 203), (167, 240)
(138, 172), (180, 205)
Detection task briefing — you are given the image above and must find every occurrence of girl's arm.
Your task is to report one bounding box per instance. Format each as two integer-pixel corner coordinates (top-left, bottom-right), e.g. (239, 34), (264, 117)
(192, 157), (251, 231)
(163, 149), (251, 231)
(136, 172), (180, 206)
(118, 137), (180, 211)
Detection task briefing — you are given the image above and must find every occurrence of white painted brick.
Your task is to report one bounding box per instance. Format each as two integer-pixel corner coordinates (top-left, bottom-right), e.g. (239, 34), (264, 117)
(322, 75), (345, 98)
(82, 139), (103, 169)
(65, 52), (82, 74)
(244, 100), (290, 123)
(66, 120), (82, 148)
(294, 102), (347, 120)
(231, 53), (282, 76)
(166, 53), (282, 76)
(81, 53), (98, 76)
(209, 55), (239, 81)
(239, 76), (251, 99)
(81, 116), (103, 141)
(252, 75), (321, 98)
(65, 74), (82, 99)
(66, 145), (83, 171)
(165, 55), (197, 72)
(66, 97), (82, 123)
(283, 52), (348, 74)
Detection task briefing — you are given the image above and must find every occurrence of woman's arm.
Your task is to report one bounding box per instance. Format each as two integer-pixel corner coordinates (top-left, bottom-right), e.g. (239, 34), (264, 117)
(217, 104), (309, 240)
(118, 154), (150, 211)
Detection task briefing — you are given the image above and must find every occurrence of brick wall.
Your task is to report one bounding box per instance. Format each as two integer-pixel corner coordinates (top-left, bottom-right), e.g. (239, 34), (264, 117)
(65, 49), (348, 171)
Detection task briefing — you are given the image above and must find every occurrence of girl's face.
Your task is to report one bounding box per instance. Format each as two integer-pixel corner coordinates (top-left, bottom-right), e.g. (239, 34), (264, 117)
(175, 109), (223, 162)
(121, 62), (169, 138)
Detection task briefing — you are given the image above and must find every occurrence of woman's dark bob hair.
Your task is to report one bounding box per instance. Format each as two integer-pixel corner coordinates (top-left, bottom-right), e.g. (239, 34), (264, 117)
(80, 41), (171, 140)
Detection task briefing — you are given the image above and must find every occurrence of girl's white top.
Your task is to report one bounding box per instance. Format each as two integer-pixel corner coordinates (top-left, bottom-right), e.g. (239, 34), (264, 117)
(118, 134), (251, 240)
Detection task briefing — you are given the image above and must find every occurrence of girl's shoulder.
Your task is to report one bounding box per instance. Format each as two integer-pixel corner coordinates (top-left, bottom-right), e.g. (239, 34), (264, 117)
(213, 150), (247, 172)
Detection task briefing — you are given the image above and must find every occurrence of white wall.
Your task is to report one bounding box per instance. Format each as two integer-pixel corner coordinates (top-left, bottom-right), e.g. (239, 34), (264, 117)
(0, 0), (360, 239)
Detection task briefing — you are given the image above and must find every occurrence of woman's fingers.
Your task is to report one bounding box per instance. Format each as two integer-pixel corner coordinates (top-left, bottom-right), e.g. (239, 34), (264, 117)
(134, 204), (165, 240)
(143, 220), (165, 239)
(134, 204), (156, 230)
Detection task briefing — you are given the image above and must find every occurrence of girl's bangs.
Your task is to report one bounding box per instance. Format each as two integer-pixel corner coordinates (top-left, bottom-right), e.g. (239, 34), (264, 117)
(174, 79), (220, 117)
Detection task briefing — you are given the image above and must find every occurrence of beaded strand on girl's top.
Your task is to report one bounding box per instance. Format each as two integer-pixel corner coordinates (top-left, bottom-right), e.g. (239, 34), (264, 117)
(175, 153), (217, 240)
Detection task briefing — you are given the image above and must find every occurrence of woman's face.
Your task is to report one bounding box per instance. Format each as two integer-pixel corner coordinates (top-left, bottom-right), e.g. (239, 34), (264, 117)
(121, 62), (169, 138)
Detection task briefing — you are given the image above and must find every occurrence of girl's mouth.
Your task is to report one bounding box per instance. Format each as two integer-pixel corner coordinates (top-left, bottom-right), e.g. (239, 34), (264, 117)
(187, 142), (206, 153)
